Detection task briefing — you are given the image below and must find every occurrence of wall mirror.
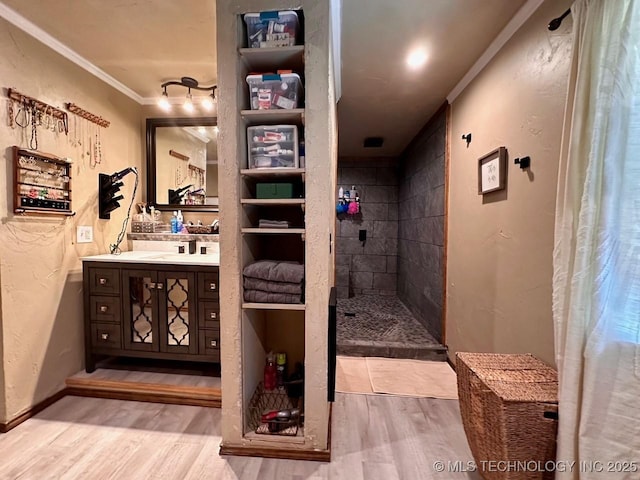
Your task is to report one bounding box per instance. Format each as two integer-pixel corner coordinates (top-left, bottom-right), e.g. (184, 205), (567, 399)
(146, 117), (219, 211)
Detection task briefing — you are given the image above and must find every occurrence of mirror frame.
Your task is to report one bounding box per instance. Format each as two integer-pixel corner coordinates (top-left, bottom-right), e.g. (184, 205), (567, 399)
(146, 116), (218, 212)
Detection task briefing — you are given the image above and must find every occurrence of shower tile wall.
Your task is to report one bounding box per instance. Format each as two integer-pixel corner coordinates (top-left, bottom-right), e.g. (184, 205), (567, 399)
(398, 108), (446, 341)
(335, 159), (399, 299)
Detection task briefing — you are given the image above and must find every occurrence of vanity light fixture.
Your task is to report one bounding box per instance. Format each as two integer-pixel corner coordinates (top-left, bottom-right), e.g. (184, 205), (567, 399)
(157, 77), (217, 113)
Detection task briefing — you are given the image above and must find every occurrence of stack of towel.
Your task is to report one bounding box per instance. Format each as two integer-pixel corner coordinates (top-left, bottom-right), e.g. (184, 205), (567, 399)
(258, 219), (291, 229)
(243, 260), (304, 304)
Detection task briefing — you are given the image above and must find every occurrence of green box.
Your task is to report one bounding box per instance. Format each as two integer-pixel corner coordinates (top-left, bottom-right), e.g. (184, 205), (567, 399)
(256, 183), (294, 199)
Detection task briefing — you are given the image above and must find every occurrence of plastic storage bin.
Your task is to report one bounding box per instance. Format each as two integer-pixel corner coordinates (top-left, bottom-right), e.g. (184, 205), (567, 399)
(247, 73), (303, 110)
(248, 125), (299, 169)
(244, 11), (300, 48)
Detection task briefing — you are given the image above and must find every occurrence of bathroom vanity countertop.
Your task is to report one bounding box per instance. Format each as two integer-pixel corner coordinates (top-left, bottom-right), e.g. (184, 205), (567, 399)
(81, 251), (220, 266)
(127, 233), (219, 242)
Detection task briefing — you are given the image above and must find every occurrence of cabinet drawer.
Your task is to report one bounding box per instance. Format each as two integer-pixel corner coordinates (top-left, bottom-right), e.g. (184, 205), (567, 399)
(198, 271), (219, 299)
(199, 302), (220, 330)
(199, 329), (220, 356)
(89, 296), (121, 323)
(89, 267), (120, 295)
(91, 323), (121, 349)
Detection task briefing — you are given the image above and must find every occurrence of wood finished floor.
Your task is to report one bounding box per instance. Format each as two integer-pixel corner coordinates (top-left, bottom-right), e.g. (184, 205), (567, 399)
(0, 394), (481, 480)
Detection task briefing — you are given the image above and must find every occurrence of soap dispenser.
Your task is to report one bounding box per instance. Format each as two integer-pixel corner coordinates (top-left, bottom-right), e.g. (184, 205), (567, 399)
(176, 210), (184, 233)
(170, 211), (178, 233)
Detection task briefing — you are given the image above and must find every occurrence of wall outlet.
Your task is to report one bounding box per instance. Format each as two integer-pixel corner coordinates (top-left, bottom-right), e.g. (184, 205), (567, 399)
(77, 226), (94, 243)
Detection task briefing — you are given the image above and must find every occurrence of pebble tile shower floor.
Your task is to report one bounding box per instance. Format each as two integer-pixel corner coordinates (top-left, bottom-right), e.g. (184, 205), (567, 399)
(337, 295), (447, 360)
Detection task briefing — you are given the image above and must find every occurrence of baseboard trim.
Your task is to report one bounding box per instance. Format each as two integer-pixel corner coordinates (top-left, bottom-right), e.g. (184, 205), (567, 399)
(0, 388), (69, 433)
(65, 378), (221, 408)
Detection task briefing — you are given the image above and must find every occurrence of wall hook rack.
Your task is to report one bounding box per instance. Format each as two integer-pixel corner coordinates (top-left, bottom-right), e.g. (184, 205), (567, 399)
(66, 103), (110, 128)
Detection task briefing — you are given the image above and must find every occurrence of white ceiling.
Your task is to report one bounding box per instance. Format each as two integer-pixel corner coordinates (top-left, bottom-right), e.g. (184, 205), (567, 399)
(1, 0), (527, 157)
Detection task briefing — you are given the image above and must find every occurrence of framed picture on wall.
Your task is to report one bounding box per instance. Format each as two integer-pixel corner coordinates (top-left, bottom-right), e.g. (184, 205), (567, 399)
(478, 146), (507, 195)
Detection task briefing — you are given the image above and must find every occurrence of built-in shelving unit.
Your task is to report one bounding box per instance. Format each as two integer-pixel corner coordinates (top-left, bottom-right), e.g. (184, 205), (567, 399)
(218, 0), (334, 461)
(235, 7), (309, 450)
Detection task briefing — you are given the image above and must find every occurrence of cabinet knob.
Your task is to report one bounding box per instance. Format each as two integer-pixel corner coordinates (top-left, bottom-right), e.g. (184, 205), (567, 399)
(99, 305), (108, 313)
(209, 282), (216, 291)
(210, 312), (217, 319)
(99, 278), (107, 285)
(156, 282), (163, 290)
(100, 333), (109, 341)
(210, 340), (217, 347)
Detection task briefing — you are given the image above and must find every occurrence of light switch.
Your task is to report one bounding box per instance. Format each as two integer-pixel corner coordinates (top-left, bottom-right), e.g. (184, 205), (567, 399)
(77, 226), (94, 243)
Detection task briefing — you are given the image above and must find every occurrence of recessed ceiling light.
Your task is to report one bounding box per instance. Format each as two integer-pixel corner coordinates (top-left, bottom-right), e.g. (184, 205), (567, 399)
(406, 48), (428, 70)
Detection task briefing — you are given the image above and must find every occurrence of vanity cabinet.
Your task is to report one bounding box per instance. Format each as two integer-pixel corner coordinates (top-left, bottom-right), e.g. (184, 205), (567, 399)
(83, 260), (220, 372)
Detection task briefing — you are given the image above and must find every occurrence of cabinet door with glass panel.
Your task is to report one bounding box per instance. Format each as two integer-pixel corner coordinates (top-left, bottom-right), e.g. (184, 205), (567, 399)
(122, 269), (197, 354)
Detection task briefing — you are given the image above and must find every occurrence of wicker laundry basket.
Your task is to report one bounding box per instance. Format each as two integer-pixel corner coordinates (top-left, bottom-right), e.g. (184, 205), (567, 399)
(456, 353), (558, 480)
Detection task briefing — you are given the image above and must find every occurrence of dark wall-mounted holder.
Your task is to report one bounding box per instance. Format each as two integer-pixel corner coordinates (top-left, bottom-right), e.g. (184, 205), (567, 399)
(462, 133), (472, 147)
(514, 156), (531, 169)
(99, 167), (138, 219)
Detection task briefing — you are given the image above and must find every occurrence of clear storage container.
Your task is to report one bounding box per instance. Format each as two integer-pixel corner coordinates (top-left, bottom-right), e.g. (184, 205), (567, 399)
(246, 73), (303, 110)
(244, 11), (300, 48)
(247, 125), (299, 169)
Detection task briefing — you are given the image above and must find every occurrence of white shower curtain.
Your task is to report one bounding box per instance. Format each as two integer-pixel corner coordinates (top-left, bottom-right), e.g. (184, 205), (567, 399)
(553, 0), (640, 478)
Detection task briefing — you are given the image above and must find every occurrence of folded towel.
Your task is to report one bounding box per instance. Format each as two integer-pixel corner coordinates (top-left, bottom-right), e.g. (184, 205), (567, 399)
(243, 277), (302, 295)
(258, 219), (291, 228)
(243, 289), (302, 304)
(243, 260), (304, 284)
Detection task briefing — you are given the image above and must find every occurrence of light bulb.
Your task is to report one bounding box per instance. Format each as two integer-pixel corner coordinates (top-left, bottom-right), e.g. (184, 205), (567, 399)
(158, 91), (171, 111)
(201, 95), (214, 111)
(183, 93), (194, 113)
(406, 48), (428, 70)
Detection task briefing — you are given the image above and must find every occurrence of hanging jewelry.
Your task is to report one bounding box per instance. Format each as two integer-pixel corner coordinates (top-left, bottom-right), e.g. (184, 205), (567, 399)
(29, 101), (38, 150)
(85, 119), (91, 159)
(96, 124), (103, 164)
(69, 114), (76, 147)
(15, 98), (29, 129)
(93, 123), (99, 165)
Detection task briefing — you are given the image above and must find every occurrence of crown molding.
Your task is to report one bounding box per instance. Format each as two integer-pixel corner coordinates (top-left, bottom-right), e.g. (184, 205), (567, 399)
(0, 1), (144, 104)
(447, 0), (545, 103)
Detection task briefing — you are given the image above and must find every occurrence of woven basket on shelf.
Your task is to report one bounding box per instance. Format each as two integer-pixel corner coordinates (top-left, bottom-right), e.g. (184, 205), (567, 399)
(456, 352), (558, 480)
(185, 225), (213, 234)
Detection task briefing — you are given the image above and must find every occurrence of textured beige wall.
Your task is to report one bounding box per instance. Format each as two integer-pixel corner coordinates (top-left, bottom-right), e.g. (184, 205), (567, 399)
(447, 0), (573, 366)
(0, 18), (143, 422)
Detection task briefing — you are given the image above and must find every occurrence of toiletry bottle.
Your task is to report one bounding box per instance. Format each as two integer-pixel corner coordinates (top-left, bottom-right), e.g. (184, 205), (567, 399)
(276, 352), (287, 388)
(338, 187), (344, 199)
(264, 352), (277, 390)
(176, 210), (183, 233)
(170, 211), (178, 233)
